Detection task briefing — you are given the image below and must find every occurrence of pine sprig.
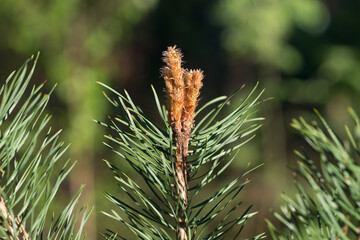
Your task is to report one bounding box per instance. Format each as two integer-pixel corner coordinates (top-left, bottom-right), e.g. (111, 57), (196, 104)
(97, 46), (265, 239)
(267, 108), (360, 240)
(0, 54), (91, 239)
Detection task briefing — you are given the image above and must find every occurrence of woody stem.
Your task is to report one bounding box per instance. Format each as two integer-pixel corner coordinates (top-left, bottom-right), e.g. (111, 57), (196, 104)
(0, 195), (29, 240)
(175, 129), (190, 240)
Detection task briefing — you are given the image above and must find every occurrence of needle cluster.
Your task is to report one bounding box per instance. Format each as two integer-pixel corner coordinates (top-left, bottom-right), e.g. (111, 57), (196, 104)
(99, 46), (265, 240)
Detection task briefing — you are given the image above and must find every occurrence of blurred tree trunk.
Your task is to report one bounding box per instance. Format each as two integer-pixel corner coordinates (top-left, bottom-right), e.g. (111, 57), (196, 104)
(65, 12), (97, 240)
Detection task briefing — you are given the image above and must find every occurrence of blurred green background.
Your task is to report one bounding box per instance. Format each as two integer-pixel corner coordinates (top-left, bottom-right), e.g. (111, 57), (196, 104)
(1, 0), (359, 238)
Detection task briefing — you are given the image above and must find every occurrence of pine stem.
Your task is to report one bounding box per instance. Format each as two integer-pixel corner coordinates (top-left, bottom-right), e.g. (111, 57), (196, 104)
(0, 195), (29, 240)
(175, 130), (189, 240)
(342, 215), (350, 236)
(162, 46), (203, 240)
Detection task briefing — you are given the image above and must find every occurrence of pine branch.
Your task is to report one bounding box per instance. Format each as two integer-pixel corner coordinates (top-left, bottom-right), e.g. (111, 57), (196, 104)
(98, 46), (265, 239)
(0, 54), (90, 239)
(161, 46), (203, 240)
(268, 108), (360, 240)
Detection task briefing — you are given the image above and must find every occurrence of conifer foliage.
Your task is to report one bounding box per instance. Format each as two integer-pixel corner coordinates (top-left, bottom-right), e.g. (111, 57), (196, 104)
(268, 109), (360, 240)
(97, 46), (265, 239)
(0, 54), (90, 239)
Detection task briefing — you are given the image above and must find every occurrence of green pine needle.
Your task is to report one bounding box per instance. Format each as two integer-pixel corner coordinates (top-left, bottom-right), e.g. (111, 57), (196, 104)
(0, 54), (90, 239)
(97, 82), (266, 239)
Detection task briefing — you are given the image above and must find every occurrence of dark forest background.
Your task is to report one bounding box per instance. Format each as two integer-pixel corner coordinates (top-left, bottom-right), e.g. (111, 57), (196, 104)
(1, 0), (359, 238)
